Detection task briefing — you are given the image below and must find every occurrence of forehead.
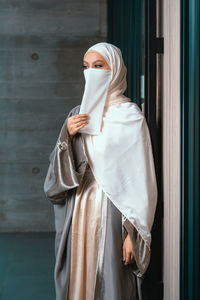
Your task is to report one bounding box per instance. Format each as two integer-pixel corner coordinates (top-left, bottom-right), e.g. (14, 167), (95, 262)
(84, 51), (106, 63)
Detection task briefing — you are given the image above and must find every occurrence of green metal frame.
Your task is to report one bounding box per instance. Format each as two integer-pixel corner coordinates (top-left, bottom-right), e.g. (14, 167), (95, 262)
(181, 0), (200, 299)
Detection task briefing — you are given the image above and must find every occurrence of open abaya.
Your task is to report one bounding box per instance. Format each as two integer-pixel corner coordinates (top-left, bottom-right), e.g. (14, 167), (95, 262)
(44, 42), (157, 300)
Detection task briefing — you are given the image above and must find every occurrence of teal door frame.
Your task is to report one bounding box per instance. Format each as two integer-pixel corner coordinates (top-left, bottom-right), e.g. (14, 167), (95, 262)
(181, 0), (200, 299)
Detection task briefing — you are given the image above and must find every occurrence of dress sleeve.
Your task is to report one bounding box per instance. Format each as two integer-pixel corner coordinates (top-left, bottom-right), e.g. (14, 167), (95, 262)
(43, 108), (83, 205)
(122, 216), (151, 277)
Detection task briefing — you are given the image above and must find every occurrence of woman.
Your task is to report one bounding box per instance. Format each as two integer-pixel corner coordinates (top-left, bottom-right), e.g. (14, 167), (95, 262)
(44, 42), (158, 300)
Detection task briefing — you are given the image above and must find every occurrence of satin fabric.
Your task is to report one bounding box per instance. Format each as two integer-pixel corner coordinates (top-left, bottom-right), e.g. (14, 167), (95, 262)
(82, 101), (157, 249)
(78, 42), (158, 249)
(68, 164), (103, 300)
(44, 105), (151, 300)
(44, 104), (151, 269)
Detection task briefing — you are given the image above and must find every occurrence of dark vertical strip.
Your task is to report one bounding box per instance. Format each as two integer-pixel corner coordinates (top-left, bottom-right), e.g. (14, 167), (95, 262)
(181, 0), (200, 299)
(107, 0), (143, 108)
(143, 1), (163, 299)
(144, 0), (157, 149)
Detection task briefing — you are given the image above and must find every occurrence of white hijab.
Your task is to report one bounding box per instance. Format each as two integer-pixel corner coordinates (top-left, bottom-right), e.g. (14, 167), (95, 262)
(79, 42), (157, 249)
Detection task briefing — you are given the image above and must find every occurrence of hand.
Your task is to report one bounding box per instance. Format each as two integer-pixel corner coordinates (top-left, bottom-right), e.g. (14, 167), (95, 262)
(123, 233), (135, 266)
(67, 114), (89, 139)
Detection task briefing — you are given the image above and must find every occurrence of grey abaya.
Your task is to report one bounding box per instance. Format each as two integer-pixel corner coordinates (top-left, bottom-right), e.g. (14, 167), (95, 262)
(44, 105), (151, 300)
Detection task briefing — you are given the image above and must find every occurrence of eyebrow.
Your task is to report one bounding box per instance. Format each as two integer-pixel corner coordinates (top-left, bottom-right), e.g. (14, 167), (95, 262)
(83, 60), (105, 64)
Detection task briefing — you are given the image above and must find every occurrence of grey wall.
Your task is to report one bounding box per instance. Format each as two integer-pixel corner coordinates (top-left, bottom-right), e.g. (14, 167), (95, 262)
(0, 0), (107, 232)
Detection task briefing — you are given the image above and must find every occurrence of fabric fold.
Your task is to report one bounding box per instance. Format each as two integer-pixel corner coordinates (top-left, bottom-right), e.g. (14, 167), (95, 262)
(123, 218), (150, 277)
(44, 104), (153, 279)
(79, 42), (157, 251)
(44, 106), (88, 204)
(82, 101), (158, 250)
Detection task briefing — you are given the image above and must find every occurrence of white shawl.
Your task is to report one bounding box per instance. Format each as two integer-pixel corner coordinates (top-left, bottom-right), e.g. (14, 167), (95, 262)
(79, 42), (157, 249)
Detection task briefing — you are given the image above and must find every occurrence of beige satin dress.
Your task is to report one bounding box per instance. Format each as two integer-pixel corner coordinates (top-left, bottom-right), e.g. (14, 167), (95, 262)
(68, 163), (104, 300)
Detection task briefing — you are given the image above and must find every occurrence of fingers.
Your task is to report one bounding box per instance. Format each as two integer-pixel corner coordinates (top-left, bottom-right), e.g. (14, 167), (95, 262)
(130, 252), (134, 262)
(74, 119), (88, 127)
(77, 122), (87, 130)
(122, 233), (135, 266)
(123, 245), (134, 266)
(76, 113), (89, 117)
(73, 114), (89, 123)
(123, 245), (126, 262)
(125, 253), (134, 265)
(67, 113), (89, 136)
(75, 118), (90, 132)
(124, 252), (132, 266)
(69, 114), (89, 126)
(73, 117), (88, 124)
(71, 122), (87, 135)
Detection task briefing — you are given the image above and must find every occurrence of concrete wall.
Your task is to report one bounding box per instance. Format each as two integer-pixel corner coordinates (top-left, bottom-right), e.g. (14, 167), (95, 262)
(0, 0), (107, 232)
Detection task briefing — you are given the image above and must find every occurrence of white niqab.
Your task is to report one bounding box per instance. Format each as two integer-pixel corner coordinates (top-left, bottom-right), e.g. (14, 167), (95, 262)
(79, 68), (112, 135)
(79, 42), (157, 249)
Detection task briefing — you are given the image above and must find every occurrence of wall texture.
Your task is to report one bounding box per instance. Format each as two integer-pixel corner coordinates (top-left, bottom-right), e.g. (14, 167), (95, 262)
(0, 0), (107, 231)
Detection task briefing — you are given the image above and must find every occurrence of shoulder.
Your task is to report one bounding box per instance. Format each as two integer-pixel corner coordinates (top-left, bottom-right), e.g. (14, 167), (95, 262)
(128, 102), (144, 115)
(125, 102), (146, 123)
(107, 101), (145, 122)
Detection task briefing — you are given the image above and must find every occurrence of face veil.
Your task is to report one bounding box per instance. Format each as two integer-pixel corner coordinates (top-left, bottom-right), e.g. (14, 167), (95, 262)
(79, 68), (112, 135)
(79, 42), (131, 135)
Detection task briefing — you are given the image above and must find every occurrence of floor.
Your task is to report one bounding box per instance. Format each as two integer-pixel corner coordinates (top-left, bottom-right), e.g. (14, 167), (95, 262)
(0, 232), (56, 300)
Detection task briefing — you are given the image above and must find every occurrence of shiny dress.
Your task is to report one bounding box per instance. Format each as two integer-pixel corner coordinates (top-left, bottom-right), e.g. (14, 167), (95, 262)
(68, 164), (104, 300)
(44, 105), (151, 300)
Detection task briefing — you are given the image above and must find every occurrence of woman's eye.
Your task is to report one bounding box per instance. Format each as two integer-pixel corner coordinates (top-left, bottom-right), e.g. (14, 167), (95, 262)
(82, 64), (103, 70)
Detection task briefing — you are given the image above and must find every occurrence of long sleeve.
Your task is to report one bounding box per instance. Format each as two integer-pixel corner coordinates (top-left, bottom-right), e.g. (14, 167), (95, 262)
(122, 216), (151, 277)
(43, 106), (86, 204)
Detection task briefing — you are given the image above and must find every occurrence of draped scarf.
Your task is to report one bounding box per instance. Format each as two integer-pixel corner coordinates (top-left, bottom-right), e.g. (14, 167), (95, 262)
(79, 42), (158, 249)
